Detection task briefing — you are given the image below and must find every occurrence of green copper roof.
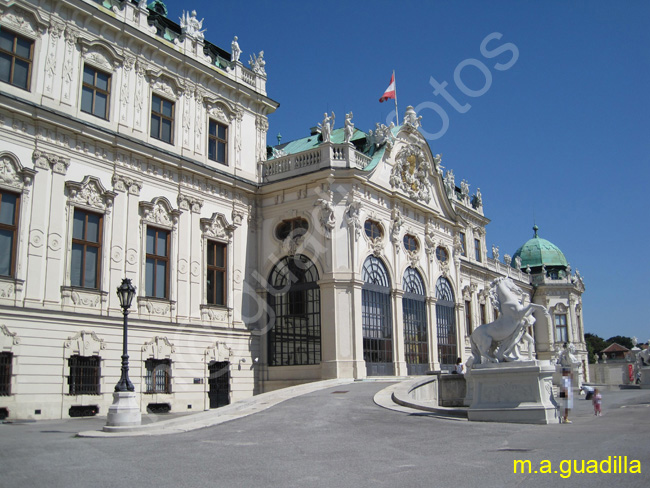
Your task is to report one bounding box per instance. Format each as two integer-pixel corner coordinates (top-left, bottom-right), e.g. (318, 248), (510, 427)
(512, 225), (568, 269)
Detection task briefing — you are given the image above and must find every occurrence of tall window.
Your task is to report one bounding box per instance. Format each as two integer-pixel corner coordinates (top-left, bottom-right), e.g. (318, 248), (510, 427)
(268, 255), (321, 366)
(474, 238), (481, 262)
(208, 120), (227, 165)
(81, 65), (111, 119)
(68, 355), (100, 395)
(0, 29), (33, 90)
(145, 358), (171, 394)
(146, 227), (169, 298)
(403, 267), (428, 375)
(0, 352), (12, 396)
(362, 255), (393, 376)
(465, 300), (473, 335)
(480, 303), (486, 325)
(436, 277), (457, 368)
(459, 232), (466, 256)
(0, 191), (20, 277)
(150, 95), (174, 144)
(71, 209), (102, 289)
(555, 314), (568, 343)
(207, 241), (226, 306)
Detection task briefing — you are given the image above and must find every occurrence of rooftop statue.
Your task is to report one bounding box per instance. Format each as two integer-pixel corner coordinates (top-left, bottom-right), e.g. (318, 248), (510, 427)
(344, 112), (354, 144)
(249, 51), (266, 76)
(231, 36), (241, 63)
(468, 277), (549, 367)
(180, 10), (205, 42)
(317, 112), (335, 143)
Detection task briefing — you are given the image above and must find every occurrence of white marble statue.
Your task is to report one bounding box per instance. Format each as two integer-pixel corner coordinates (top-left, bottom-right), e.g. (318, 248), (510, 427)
(344, 112), (354, 144)
(492, 245), (499, 261)
(557, 343), (580, 368)
(444, 170), (455, 199)
(249, 51), (266, 75)
(317, 112), (335, 143)
(231, 36), (241, 63)
(180, 10), (205, 42)
(468, 277), (549, 366)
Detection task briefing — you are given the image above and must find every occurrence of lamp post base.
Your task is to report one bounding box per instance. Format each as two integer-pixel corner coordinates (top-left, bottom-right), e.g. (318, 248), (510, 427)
(104, 391), (141, 429)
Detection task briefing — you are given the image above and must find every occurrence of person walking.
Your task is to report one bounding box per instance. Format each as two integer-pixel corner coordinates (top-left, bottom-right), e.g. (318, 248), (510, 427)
(592, 388), (603, 416)
(560, 368), (573, 423)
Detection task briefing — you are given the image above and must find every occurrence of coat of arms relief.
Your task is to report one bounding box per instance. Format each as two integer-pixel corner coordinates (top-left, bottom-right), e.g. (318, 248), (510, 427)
(389, 145), (435, 204)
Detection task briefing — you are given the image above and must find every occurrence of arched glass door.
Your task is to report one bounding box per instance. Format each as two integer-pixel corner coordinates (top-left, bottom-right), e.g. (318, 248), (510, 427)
(267, 255), (321, 366)
(362, 255), (393, 376)
(403, 267), (428, 375)
(435, 277), (457, 369)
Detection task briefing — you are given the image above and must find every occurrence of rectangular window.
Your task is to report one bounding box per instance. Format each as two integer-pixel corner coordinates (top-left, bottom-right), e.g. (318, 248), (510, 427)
(0, 190), (20, 277)
(474, 238), (481, 262)
(206, 240), (226, 306)
(0, 29), (33, 90)
(150, 95), (174, 144)
(459, 232), (466, 256)
(146, 226), (169, 298)
(71, 209), (102, 289)
(208, 120), (228, 165)
(480, 303), (486, 325)
(68, 355), (100, 395)
(81, 65), (111, 119)
(555, 314), (568, 343)
(0, 352), (12, 396)
(144, 358), (171, 394)
(464, 300), (472, 335)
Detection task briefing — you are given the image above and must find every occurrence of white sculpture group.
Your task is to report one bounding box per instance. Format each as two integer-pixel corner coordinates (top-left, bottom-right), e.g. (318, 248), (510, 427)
(468, 277), (549, 367)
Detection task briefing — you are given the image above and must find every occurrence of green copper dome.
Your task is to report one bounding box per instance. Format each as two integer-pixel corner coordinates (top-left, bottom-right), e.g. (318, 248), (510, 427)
(512, 225), (568, 270)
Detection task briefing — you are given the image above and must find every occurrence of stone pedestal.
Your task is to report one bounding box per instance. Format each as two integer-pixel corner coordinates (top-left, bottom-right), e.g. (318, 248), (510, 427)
(639, 367), (650, 389)
(466, 360), (558, 424)
(104, 391), (141, 429)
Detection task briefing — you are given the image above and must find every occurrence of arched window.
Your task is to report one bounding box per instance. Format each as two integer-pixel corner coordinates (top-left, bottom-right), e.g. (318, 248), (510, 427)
(403, 268), (428, 375)
(435, 277), (457, 369)
(362, 256), (393, 376)
(267, 255), (320, 366)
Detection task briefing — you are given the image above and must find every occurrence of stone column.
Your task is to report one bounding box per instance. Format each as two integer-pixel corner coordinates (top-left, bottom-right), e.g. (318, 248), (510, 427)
(392, 289), (407, 376)
(427, 296), (440, 371)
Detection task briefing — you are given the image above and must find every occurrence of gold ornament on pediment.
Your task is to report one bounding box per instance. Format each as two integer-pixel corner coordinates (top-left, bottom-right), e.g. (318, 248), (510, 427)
(389, 146), (433, 203)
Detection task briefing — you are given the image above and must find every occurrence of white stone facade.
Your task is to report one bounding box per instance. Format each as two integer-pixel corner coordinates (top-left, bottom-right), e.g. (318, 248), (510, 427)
(0, 0), (587, 420)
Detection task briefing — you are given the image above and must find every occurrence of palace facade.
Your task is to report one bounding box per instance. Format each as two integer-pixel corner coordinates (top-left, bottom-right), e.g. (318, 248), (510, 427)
(0, 0), (587, 420)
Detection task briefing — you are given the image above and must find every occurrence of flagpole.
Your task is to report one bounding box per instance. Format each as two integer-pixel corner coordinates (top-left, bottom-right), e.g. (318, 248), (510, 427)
(393, 70), (399, 125)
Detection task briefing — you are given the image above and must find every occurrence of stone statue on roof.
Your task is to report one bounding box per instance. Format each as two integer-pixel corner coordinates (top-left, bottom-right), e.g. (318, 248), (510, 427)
(317, 112), (335, 143)
(180, 10), (205, 42)
(444, 169), (455, 199)
(231, 36), (241, 63)
(249, 51), (266, 76)
(344, 112), (354, 144)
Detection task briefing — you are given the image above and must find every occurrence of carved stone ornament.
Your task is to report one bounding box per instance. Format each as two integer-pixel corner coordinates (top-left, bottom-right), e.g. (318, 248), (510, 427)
(205, 341), (233, 362)
(201, 307), (229, 323)
(402, 105), (422, 128)
(80, 39), (120, 72)
(139, 298), (171, 315)
(64, 330), (106, 356)
(32, 150), (70, 174)
(70, 289), (101, 308)
(0, 6), (47, 38)
(112, 173), (142, 195)
(177, 193), (204, 213)
(140, 197), (180, 228)
(389, 145), (433, 203)
(344, 197), (362, 242)
(201, 212), (235, 240)
(424, 222), (436, 262)
(369, 236), (384, 257)
(0, 154), (33, 190)
(551, 302), (568, 314)
(179, 10), (205, 42)
(390, 207), (403, 252)
(444, 169), (455, 200)
(142, 336), (175, 358)
(231, 209), (245, 227)
(368, 122), (396, 151)
(314, 199), (335, 239)
(406, 250), (419, 268)
(66, 176), (116, 211)
(282, 233), (304, 257)
(0, 324), (20, 349)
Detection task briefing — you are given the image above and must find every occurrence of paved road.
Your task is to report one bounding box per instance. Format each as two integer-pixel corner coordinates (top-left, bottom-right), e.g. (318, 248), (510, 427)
(2, 383), (649, 488)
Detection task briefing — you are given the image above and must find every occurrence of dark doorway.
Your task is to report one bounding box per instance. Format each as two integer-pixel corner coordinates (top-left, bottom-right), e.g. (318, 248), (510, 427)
(208, 361), (230, 408)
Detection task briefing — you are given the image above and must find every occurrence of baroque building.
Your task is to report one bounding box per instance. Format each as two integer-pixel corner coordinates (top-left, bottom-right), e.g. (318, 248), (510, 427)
(0, 0), (587, 420)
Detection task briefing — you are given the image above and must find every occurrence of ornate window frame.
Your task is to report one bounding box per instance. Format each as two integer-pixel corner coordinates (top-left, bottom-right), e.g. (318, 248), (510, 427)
(204, 97), (240, 168)
(62, 176), (116, 309)
(63, 330), (105, 396)
(0, 153), (35, 303)
(138, 197), (180, 317)
(199, 212), (235, 323)
(141, 336), (175, 396)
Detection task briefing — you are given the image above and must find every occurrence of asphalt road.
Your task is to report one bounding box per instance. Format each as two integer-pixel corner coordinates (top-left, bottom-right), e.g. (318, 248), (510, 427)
(2, 383), (649, 488)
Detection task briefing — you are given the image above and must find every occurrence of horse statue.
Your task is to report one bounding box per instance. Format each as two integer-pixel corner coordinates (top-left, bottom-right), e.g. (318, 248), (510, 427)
(469, 277), (549, 367)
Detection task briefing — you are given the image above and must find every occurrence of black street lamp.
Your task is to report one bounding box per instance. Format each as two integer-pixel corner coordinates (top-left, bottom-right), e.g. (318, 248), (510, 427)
(115, 278), (136, 392)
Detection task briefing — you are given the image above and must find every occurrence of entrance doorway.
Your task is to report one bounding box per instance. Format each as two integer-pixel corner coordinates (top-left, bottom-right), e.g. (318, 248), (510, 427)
(208, 361), (230, 408)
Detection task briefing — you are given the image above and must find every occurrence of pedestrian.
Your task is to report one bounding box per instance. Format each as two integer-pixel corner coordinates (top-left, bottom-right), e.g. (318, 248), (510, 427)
(592, 388), (602, 416)
(560, 368), (573, 423)
(453, 357), (465, 375)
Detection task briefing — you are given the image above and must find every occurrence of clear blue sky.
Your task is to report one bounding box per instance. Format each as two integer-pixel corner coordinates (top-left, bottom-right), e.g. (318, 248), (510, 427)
(168, 0), (649, 341)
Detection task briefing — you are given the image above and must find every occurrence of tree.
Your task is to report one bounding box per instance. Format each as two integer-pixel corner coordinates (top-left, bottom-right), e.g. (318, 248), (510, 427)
(584, 333), (607, 364)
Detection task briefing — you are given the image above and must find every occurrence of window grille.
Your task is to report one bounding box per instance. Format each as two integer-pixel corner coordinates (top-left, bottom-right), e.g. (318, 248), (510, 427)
(68, 355), (100, 395)
(145, 358), (171, 394)
(362, 256), (393, 375)
(436, 277), (457, 368)
(403, 268), (428, 372)
(0, 352), (12, 396)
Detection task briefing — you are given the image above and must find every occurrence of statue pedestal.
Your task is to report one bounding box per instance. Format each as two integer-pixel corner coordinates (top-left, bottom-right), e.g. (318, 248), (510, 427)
(104, 391), (141, 430)
(639, 367), (650, 389)
(466, 360), (559, 424)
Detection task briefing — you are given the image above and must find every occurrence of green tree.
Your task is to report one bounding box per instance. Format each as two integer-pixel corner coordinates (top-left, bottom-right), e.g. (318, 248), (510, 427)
(584, 333), (607, 363)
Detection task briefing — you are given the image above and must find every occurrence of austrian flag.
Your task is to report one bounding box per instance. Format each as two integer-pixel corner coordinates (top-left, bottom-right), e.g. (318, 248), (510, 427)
(379, 72), (396, 102)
